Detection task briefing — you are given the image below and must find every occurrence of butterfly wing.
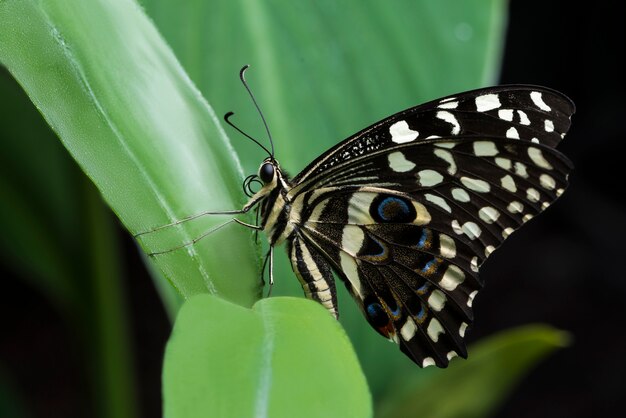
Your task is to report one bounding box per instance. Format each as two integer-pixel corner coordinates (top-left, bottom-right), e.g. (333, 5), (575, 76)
(290, 85), (574, 189)
(286, 86), (574, 367)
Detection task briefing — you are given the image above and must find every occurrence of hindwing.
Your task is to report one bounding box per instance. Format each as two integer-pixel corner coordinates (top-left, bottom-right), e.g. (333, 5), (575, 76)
(286, 86), (574, 367)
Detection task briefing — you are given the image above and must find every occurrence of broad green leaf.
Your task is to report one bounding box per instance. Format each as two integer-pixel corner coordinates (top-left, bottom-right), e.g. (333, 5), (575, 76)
(376, 325), (571, 418)
(163, 294), (372, 418)
(0, 0), (259, 306)
(143, 0), (508, 395)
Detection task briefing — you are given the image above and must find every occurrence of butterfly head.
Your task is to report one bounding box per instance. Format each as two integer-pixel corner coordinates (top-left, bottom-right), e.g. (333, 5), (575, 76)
(242, 157), (288, 209)
(258, 159), (277, 185)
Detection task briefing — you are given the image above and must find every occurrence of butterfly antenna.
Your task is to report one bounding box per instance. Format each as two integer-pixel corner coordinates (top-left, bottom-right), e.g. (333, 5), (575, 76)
(239, 64), (275, 159)
(224, 112), (273, 158)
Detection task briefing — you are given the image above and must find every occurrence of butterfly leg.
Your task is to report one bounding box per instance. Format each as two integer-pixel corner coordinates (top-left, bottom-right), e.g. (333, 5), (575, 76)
(134, 209), (247, 238)
(267, 246), (274, 297)
(233, 218), (263, 230)
(145, 216), (262, 256)
(259, 246), (275, 296)
(146, 218), (237, 256)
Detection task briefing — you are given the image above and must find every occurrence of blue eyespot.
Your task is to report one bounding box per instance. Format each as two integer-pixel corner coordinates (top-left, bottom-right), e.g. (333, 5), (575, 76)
(370, 194), (417, 223)
(365, 301), (388, 327)
(417, 228), (431, 249)
(417, 282), (431, 294)
(421, 257), (441, 274)
(415, 304), (427, 322)
(388, 300), (402, 319)
(359, 235), (389, 263)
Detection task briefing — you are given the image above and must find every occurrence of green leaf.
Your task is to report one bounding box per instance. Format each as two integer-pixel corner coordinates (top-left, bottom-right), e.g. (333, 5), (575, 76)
(163, 294), (372, 418)
(0, 0), (259, 306)
(376, 325), (571, 418)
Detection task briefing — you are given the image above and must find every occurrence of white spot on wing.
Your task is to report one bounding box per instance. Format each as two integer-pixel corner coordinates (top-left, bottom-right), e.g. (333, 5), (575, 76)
(451, 188), (470, 202)
(475, 93), (501, 112)
(544, 119), (555, 132)
(506, 127), (520, 139)
(470, 257), (479, 272)
(452, 220), (463, 235)
(501, 174), (517, 192)
(425, 194), (451, 213)
(461, 177), (490, 193)
(540, 174), (556, 190)
(528, 148), (553, 170)
(412, 201), (432, 226)
(495, 157), (512, 170)
(530, 91), (552, 111)
(478, 206), (500, 224)
(514, 162), (529, 178)
(434, 142), (455, 148)
(502, 227), (514, 238)
(400, 317), (417, 341)
(498, 109), (514, 121)
(526, 188), (540, 202)
(517, 110), (531, 125)
(422, 357), (436, 367)
(439, 234), (456, 258)
(459, 322), (468, 337)
(507, 201), (524, 214)
(473, 141), (498, 157)
(436, 111), (461, 135)
(428, 290), (446, 311)
(417, 169), (444, 187)
(467, 290), (478, 307)
(485, 245), (495, 256)
(440, 265), (465, 290)
(427, 318), (445, 342)
(438, 100), (459, 109)
(462, 222), (481, 240)
(434, 148), (457, 175)
(387, 151), (416, 172)
(390, 120), (419, 143)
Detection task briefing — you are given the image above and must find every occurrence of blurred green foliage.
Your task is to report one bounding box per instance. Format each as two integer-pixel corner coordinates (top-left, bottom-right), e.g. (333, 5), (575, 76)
(0, 0), (568, 417)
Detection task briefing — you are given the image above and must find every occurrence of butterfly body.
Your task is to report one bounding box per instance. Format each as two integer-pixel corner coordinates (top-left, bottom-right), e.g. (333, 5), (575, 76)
(239, 85), (574, 368)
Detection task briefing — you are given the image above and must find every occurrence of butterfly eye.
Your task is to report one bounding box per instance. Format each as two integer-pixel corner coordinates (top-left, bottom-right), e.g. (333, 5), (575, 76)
(259, 162), (275, 184)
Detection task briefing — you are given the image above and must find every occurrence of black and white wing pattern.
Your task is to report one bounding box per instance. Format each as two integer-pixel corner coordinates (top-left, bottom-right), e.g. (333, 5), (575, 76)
(286, 86), (574, 367)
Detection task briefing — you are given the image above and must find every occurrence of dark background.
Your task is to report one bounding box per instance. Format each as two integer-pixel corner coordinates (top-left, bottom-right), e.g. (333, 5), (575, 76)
(1, 2), (624, 417)
(478, 2), (626, 417)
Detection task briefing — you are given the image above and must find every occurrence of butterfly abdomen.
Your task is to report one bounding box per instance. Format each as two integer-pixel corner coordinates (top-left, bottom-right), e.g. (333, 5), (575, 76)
(288, 235), (339, 318)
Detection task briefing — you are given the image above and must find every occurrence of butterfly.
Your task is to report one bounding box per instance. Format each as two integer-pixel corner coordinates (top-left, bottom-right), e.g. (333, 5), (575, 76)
(140, 66), (575, 368)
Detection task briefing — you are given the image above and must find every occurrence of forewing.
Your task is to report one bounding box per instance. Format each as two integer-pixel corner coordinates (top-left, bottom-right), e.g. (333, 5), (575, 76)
(290, 85), (574, 189)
